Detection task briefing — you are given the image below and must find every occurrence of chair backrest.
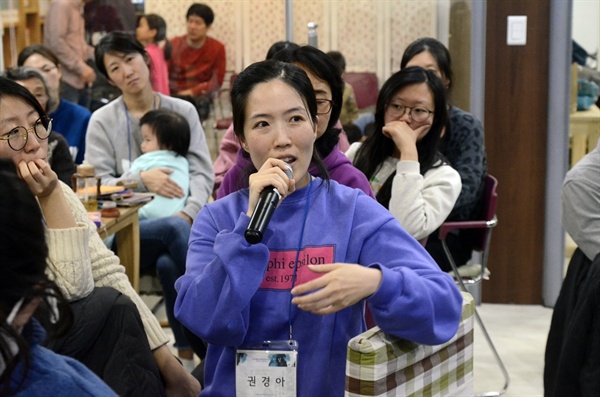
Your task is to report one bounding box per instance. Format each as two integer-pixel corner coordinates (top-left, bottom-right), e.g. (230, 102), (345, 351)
(344, 72), (378, 110)
(472, 174), (499, 252)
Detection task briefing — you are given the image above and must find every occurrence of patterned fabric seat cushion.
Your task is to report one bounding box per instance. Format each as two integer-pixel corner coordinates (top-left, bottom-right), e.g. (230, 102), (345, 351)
(346, 292), (474, 397)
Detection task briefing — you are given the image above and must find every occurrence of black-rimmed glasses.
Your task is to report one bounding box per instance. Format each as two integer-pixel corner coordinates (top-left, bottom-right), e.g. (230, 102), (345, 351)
(386, 103), (433, 122)
(316, 98), (333, 115)
(0, 117), (52, 151)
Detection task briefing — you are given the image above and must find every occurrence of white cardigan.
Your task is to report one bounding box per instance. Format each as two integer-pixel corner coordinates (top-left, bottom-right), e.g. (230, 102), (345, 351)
(346, 142), (462, 241)
(44, 182), (169, 350)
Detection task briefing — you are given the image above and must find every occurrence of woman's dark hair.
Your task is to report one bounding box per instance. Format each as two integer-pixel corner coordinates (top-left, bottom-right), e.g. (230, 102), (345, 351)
(272, 45), (345, 159)
(4, 66), (57, 113)
(0, 77), (50, 130)
(400, 37), (453, 94)
(186, 3), (214, 26)
(326, 50), (346, 74)
(140, 14), (172, 60)
(265, 41), (299, 60)
(230, 59), (328, 185)
(17, 44), (60, 68)
(352, 66), (448, 208)
(140, 109), (190, 157)
(95, 31), (148, 80)
(0, 159), (72, 396)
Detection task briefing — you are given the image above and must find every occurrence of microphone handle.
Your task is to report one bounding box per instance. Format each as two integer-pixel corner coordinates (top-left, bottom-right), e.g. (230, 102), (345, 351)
(245, 187), (281, 244)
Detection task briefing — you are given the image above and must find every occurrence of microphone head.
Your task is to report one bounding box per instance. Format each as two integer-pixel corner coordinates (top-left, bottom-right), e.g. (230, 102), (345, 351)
(284, 163), (293, 180)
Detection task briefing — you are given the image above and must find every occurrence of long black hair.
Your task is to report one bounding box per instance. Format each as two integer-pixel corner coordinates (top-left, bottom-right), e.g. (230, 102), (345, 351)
(230, 60), (328, 185)
(352, 66), (448, 208)
(0, 160), (72, 396)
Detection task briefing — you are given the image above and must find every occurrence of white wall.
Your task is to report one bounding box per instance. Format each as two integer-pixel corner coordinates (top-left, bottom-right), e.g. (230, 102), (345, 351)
(572, 0), (600, 70)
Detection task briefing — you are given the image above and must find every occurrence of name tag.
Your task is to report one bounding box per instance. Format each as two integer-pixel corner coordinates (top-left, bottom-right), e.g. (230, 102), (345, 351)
(236, 340), (298, 397)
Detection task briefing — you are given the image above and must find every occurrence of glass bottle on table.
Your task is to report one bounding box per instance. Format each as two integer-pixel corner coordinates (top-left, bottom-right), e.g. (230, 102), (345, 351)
(72, 164), (100, 211)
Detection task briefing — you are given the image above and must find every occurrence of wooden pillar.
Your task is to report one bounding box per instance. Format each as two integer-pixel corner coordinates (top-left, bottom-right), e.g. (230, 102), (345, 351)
(483, 0), (551, 303)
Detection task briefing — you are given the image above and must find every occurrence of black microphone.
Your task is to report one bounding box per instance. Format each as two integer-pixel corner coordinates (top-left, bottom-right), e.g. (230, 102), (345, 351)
(245, 165), (293, 244)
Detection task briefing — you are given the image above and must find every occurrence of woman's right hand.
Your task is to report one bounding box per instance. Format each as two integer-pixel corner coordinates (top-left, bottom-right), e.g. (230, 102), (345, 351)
(140, 168), (184, 198)
(17, 158), (59, 198)
(247, 159), (295, 217)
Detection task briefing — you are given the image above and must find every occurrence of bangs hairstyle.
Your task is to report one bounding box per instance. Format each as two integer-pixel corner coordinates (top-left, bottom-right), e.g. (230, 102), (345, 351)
(0, 77), (50, 129)
(140, 109), (190, 157)
(230, 60), (328, 186)
(400, 37), (453, 94)
(272, 45), (345, 158)
(95, 31), (148, 80)
(352, 66), (447, 207)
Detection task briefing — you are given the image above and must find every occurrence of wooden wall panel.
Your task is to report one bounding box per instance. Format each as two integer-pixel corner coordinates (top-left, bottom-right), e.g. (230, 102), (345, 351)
(483, 0), (550, 303)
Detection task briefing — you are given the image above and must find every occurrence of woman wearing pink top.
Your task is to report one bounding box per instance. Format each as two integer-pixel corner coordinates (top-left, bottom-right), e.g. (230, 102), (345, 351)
(136, 14), (171, 96)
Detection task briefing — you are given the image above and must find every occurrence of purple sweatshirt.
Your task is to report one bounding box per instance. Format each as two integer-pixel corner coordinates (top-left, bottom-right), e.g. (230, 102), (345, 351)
(216, 145), (375, 199)
(175, 178), (463, 397)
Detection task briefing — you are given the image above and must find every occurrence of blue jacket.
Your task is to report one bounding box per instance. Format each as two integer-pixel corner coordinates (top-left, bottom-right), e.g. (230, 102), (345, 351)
(7, 319), (117, 396)
(176, 178), (462, 396)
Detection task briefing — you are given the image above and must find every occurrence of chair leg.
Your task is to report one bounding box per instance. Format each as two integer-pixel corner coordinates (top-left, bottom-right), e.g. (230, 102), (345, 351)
(442, 241), (510, 396)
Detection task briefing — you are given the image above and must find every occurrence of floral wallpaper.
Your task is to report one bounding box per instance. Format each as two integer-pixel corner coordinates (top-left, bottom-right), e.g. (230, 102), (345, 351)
(144, 0), (437, 86)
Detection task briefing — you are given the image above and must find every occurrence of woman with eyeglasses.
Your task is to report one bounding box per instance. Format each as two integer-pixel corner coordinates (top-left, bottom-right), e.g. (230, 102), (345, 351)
(347, 66), (461, 242)
(216, 45), (373, 199)
(0, 77), (201, 396)
(0, 159), (117, 396)
(17, 44), (92, 164)
(4, 66), (76, 185)
(400, 37), (488, 272)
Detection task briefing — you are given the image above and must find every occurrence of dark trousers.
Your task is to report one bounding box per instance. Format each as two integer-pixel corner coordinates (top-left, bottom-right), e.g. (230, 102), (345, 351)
(544, 249), (600, 397)
(41, 287), (165, 397)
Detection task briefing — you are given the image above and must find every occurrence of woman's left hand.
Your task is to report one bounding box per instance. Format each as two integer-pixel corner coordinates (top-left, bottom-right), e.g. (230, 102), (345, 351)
(17, 158), (58, 198)
(153, 345), (201, 397)
(290, 264), (382, 315)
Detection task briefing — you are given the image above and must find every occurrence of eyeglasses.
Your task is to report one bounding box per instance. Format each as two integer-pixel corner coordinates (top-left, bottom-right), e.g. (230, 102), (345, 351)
(386, 103), (433, 122)
(0, 117), (52, 151)
(316, 98), (333, 115)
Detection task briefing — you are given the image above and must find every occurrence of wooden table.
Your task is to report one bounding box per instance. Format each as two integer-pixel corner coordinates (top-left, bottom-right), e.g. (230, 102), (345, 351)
(570, 104), (600, 168)
(97, 204), (143, 292)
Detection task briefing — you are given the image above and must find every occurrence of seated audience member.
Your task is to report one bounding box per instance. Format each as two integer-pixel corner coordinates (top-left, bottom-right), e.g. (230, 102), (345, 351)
(326, 50), (363, 144)
(347, 67), (461, 242)
(131, 109), (190, 220)
(18, 45), (92, 164)
(212, 40), (300, 194)
(0, 77), (200, 396)
(217, 45), (370, 199)
(0, 160), (117, 397)
(86, 31), (214, 371)
(400, 37), (487, 270)
(136, 13), (171, 96)
(3, 67), (76, 185)
(544, 140), (600, 396)
(175, 59), (463, 397)
(168, 3), (226, 121)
